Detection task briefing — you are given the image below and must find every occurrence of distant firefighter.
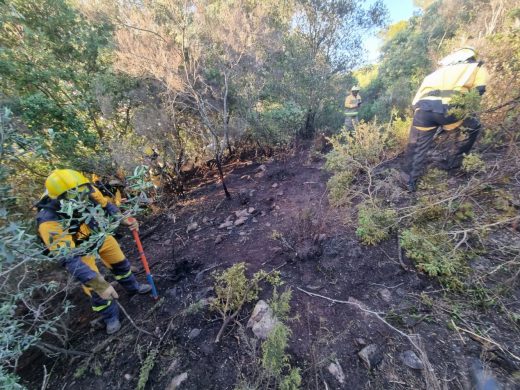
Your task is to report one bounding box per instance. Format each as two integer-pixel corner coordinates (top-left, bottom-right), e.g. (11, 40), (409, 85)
(344, 85), (362, 131)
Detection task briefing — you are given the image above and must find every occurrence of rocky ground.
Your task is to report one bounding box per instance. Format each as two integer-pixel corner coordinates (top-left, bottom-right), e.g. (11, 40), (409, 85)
(20, 146), (520, 389)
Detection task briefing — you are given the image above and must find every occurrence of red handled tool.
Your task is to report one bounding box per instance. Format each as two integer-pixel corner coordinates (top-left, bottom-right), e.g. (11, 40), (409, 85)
(128, 219), (159, 299)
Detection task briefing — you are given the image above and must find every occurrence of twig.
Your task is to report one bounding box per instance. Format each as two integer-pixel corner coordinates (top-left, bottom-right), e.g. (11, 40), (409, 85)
(116, 301), (156, 338)
(40, 365), (50, 390)
(396, 234), (408, 271)
(35, 342), (90, 357)
(451, 322), (520, 362)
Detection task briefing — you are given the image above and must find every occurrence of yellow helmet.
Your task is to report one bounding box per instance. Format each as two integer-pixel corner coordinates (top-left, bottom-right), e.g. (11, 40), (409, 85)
(438, 47), (477, 66)
(45, 169), (90, 199)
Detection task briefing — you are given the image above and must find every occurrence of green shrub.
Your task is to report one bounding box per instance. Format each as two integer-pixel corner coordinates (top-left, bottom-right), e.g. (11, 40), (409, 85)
(356, 201), (397, 245)
(400, 227), (465, 280)
(387, 114), (411, 153)
(462, 153), (486, 173)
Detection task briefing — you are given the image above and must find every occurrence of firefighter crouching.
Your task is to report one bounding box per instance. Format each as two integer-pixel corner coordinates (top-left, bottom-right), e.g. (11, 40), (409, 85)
(36, 169), (151, 334)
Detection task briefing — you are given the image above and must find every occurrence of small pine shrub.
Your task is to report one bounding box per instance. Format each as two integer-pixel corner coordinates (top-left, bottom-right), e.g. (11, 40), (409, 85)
(325, 121), (390, 206)
(418, 168), (448, 192)
(462, 153), (486, 173)
(387, 115), (411, 153)
(400, 227), (466, 282)
(356, 201), (397, 245)
(326, 171), (355, 206)
(137, 348), (159, 390)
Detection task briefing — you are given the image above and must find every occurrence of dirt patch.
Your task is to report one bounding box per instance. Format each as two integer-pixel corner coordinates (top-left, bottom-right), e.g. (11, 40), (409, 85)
(20, 148), (520, 389)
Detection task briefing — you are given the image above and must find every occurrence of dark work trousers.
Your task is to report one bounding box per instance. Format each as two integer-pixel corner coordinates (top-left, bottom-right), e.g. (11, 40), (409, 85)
(407, 110), (481, 183)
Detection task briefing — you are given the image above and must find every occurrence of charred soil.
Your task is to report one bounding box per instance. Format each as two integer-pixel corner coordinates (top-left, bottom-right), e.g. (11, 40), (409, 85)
(20, 146), (520, 390)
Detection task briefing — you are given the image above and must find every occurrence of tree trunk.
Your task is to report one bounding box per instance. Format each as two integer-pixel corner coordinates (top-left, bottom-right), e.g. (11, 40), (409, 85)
(301, 108), (316, 139)
(215, 153), (231, 199)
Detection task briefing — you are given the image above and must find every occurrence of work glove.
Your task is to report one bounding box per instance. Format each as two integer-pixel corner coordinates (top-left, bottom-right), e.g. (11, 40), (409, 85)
(86, 274), (119, 300)
(121, 216), (139, 231)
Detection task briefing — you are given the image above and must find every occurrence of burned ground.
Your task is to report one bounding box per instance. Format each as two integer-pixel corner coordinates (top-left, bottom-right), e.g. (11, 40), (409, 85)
(20, 147), (520, 390)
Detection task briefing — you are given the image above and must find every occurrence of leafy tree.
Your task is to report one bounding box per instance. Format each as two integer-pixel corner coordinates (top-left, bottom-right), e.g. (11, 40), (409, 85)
(0, 0), (114, 172)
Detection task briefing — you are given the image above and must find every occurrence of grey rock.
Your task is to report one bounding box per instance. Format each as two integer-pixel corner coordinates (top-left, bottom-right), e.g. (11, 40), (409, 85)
(399, 350), (424, 370)
(234, 216), (249, 226)
(355, 338), (367, 347)
(188, 328), (201, 339)
(327, 359), (345, 384)
(214, 235), (224, 244)
(166, 372), (188, 390)
(358, 344), (383, 369)
(246, 300), (278, 340)
(378, 288), (392, 302)
(218, 220), (234, 229)
(186, 222), (198, 233)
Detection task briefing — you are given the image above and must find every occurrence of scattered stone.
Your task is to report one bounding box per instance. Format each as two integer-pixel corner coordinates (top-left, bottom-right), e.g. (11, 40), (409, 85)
(130, 265), (139, 273)
(193, 235), (199, 240)
(246, 300), (278, 339)
(124, 374), (132, 381)
(235, 209), (249, 218)
(358, 344), (383, 369)
(275, 205), (280, 210)
(151, 234), (160, 241)
(272, 183), (279, 188)
(239, 231), (246, 236)
(166, 287), (180, 298)
(234, 216), (249, 226)
(355, 338), (367, 347)
(186, 222), (198, 233)
(164, 239), (172, 245)
(265, 222), (271, 227)
(238, 189), (250, 205)
(327, 359), (345, 384)
(218, 220), (234, 229)
(252, 218), (258, 223)
(202, 216), (210, 224)
(261, 211), (266, 217)
(257, 164), (267, 172)
(277, 190), (284, 196)
(166, 372), (188, 390)
(214, 235), (224, 244)
(399, 350), (424, 370)
(378, 288), (392, 303)
(188, 328), (201, 339)
(318, 234), (327, 242)
(247, 207), (255, 214)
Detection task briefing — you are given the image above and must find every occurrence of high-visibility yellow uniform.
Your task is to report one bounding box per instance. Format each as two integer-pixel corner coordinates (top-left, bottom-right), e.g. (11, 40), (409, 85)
(36, 184), (139, 323)
(405, 59), (489, 190)
(344, 92), (362, 130)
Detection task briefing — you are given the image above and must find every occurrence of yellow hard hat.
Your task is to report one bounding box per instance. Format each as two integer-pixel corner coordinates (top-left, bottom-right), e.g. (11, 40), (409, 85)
(45, 169), (90, 199)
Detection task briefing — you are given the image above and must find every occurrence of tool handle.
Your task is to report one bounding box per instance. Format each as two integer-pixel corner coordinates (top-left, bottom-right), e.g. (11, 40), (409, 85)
(132, 229), (151, 274)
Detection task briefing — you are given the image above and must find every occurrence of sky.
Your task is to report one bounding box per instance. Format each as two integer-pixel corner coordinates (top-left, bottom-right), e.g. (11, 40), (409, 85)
(364, 0), (419, 64)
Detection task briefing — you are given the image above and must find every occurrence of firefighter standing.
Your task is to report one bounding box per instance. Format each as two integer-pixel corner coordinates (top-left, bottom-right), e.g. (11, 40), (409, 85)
(36, 169), (152, 334)
(405, 47), (489, 191)
(344, 86), (362, 131)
